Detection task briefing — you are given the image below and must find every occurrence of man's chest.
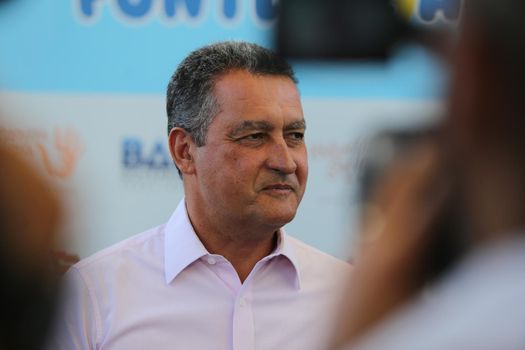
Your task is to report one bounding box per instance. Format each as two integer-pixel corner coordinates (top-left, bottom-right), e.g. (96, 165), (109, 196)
(95, 271), (335, 350)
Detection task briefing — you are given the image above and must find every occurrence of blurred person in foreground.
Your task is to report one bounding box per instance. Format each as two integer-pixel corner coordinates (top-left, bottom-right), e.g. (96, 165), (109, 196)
(0, 1), (73, 349)
(0, 142), (63, 350)
(52, 41), (351, 350)
(333, 0), (525, 349)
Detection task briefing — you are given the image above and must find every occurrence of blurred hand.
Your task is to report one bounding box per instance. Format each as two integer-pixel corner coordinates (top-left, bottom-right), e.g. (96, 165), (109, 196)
(332, 143), (452, 348)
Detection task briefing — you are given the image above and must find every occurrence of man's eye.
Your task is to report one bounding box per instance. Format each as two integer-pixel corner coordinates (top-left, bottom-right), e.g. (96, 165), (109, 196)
(288, 132), (304, 141)
(243, 133), (265, 141)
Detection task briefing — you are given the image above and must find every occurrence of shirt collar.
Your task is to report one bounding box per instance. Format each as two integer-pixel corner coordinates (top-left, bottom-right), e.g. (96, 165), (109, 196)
(164, 199), (209, 284)
(269, 228), (302, 290)
(164, 198), (302, 289)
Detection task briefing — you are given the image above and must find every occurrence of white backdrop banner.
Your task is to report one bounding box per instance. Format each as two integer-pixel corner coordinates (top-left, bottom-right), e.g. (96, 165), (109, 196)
(0, 0), (444, 259)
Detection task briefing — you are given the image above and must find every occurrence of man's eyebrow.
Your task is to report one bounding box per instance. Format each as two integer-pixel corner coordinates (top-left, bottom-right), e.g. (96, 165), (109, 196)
(284, 120), (307, 131)
(229, 120), (272, 135)
(229, 119), (306, 135)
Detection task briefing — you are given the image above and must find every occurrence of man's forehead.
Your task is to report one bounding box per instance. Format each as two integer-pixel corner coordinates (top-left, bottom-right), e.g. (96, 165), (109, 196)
(211, 70), (305, 132)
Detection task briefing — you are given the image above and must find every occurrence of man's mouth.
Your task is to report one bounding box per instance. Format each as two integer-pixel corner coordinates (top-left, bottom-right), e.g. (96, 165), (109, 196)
(261, 183), (295, 195)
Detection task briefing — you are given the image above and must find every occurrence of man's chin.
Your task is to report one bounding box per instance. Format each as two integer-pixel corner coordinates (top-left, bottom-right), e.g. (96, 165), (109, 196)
(261, 209), (297, 228)
(250, 195), (301, 226)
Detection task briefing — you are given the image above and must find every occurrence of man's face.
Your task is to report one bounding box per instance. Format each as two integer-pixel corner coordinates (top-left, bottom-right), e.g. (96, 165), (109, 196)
(190, 69), (308, 231)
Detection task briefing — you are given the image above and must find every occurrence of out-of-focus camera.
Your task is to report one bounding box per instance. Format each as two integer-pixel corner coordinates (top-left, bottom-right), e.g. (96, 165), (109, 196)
(276, 0), (462, 60)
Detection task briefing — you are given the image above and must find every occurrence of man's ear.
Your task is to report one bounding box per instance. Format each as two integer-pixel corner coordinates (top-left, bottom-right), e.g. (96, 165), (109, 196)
(168, 127), (196, 175)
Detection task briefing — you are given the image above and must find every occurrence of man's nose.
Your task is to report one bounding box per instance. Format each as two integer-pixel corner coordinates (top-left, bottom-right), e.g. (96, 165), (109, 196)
(265, 139), (297, 174)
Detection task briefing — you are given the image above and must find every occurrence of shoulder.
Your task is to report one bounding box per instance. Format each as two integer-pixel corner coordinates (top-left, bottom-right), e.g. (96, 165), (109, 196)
(73, 224), (166, 276)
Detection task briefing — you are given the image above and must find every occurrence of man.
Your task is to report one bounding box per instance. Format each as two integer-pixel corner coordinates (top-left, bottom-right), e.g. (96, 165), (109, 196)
(333, 0), (525, 349)
(53, 41), (351, 350)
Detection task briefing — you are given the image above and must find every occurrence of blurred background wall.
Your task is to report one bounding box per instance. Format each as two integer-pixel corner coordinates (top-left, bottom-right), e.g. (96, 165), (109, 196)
(0, 0), (444, 260)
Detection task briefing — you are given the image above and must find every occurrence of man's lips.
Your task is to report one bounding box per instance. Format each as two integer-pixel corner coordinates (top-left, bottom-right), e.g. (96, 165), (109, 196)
(261, 183), (295, 192)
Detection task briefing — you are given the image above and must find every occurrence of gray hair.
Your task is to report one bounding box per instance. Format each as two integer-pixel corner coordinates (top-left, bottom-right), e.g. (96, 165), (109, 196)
(166, 41), (297, 147)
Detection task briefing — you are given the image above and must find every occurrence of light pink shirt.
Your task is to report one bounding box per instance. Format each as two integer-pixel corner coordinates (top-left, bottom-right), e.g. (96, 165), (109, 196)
(52, 200), (351, 350)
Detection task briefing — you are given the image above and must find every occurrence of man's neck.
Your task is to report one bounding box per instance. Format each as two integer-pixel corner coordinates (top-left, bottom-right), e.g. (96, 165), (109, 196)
(184, 204), (279, 282)
(196, 229), (278, 283)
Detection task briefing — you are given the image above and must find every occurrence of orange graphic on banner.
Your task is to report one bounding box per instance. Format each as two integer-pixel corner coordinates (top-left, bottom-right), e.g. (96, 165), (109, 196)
(36, 127), (85, 179)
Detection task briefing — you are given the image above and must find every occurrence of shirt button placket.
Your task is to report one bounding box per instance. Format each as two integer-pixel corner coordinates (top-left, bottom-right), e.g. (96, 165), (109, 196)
(232, 285), (255, 350)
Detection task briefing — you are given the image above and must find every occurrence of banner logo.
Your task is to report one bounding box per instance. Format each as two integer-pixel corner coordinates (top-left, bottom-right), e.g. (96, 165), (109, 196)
(0, 127), (85, 181)
(396, 0), (462, 24)
(38, 128), (85, 179)
(122, 137), (173, 169)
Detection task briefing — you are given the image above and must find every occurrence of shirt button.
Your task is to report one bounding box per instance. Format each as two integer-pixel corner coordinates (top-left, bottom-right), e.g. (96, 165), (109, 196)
(207, 256), (216, 265)
(239, 297), (247, 307)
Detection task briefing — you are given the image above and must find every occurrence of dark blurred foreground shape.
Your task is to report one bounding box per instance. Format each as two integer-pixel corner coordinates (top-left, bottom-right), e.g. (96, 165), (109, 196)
(277, 0), (413, 60)
(0, 142), (64, 350)
(318, 0), (525, 348)
(0, 3), (77, 349)
(276, 0), (462, 61)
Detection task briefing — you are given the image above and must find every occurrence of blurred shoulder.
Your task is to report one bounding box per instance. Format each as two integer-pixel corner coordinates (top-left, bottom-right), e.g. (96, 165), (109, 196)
(73, 224), (166, 274)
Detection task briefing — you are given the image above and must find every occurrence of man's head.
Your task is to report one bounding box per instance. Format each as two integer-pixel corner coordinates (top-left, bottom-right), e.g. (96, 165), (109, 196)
(167, 41), (307, 236)
(442, 0), (525, 239)
(167, 41), (297, 150)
